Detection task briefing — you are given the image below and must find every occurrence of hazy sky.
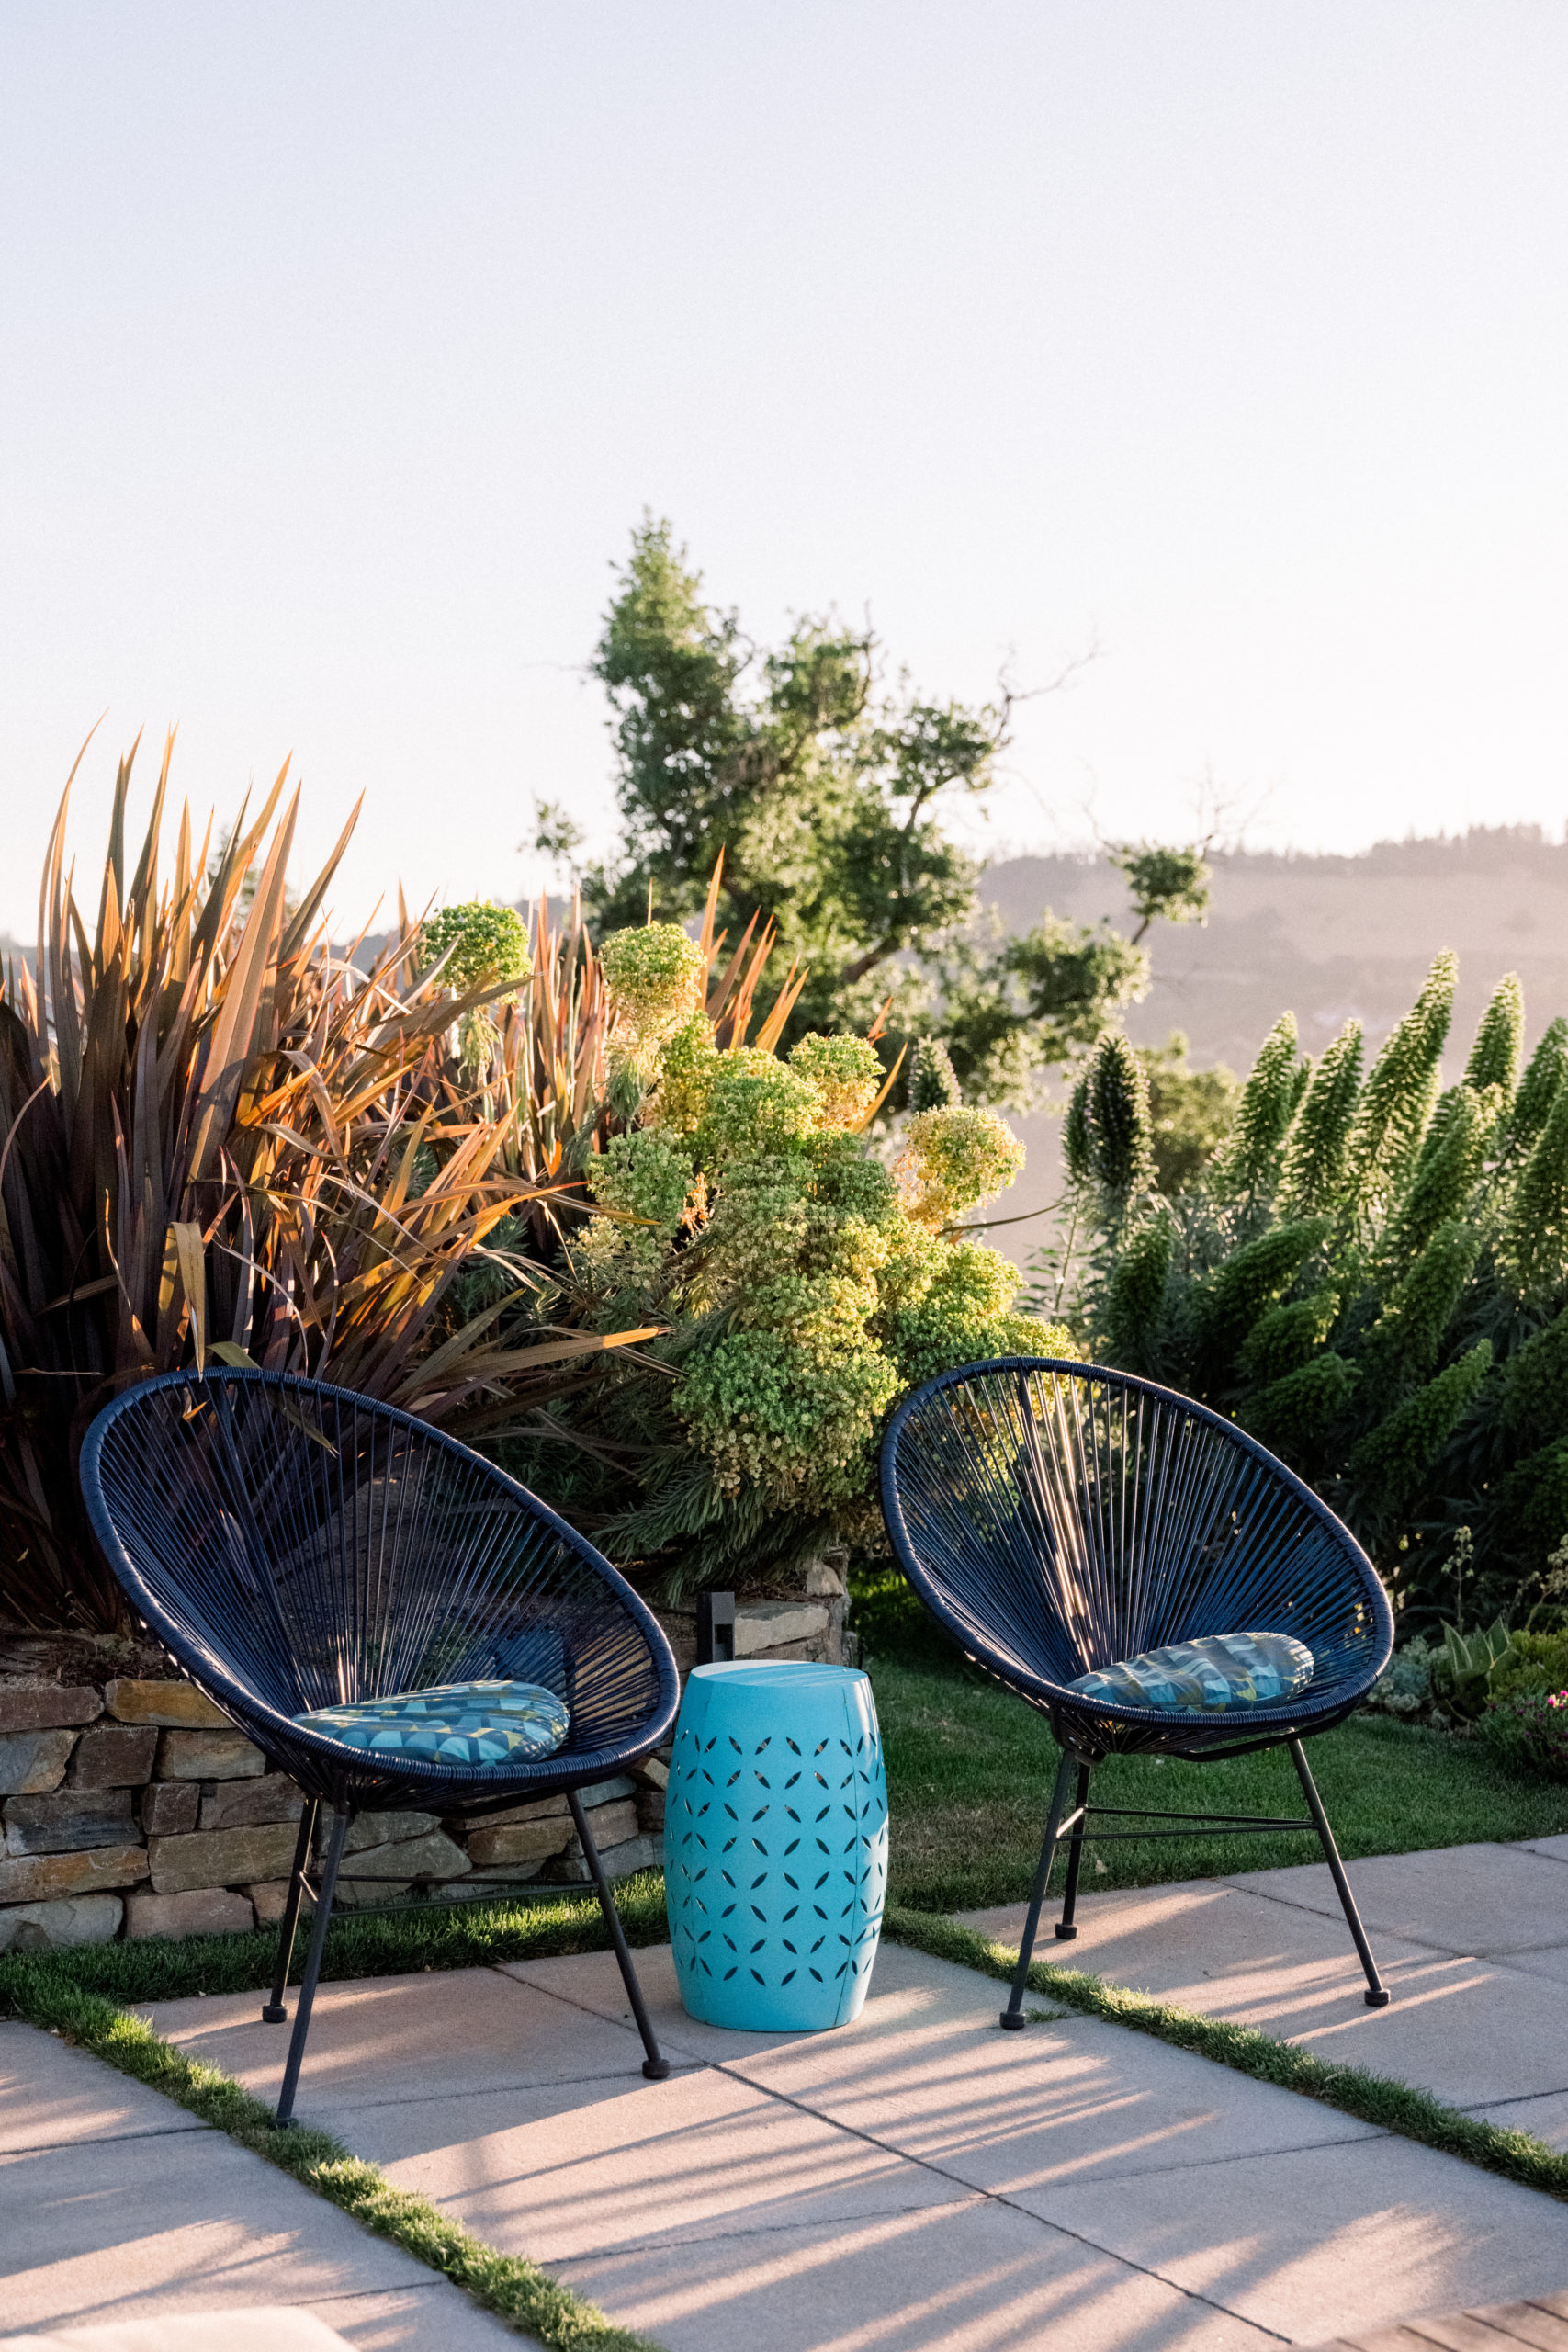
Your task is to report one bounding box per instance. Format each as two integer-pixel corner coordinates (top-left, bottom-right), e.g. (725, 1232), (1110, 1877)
(2, 3), (1565, 938)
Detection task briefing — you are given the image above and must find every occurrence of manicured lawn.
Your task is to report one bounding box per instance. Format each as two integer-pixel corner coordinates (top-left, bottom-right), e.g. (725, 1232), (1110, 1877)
(859, 1583), (1568, 1912)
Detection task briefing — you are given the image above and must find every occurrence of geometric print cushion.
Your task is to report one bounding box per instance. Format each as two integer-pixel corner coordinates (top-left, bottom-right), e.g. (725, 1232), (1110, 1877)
(293, 1679), (569, 1767)
(1067, 1630), (1314, 1714)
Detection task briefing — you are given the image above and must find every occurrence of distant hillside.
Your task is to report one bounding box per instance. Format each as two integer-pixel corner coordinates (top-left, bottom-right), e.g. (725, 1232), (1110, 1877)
(982, 823), (1568, 1262)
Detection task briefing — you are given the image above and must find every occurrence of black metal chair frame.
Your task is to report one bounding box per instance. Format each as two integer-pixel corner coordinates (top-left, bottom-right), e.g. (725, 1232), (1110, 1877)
(81, 1368), (682, 2121)
(879, 1357), (1396, 2028)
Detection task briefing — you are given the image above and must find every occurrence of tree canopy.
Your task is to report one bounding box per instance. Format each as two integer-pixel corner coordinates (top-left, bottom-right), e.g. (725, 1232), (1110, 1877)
(539, 518), (1207, 1106)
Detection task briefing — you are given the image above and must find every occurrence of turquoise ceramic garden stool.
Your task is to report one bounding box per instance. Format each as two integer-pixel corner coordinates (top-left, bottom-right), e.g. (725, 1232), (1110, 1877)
(664, 1661), (888, 2031)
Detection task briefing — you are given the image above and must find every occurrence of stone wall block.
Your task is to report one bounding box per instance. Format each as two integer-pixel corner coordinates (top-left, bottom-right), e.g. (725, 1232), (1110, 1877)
(105, 1679), (232, 1729)
(733, 1600), (830, 1657)
(140, 1781), (199, 1836)
(336, 1827), (469, 1904)
(199, 1773), (305, 1831)
(0, 1729), (76, 1797)
(454, 1793), (570, 1831)
(66, 1724), (159, 1789)
(466, 1816), (574, 1868)
(5, 1788), (136, 1856)
(154, 1728), (266, 1781)
(248, 1878), (312, 1925)
(148, 1821), (300, 1894)
(0, 1687), (103, 1735)
(337, 1810), (439, 1854)
(546, 1830), (661, 1884)
(126, 1888), (255, 1940)
(0, 1845), (150, 1905)
(0, 1894), (123, 1951)
(563, 1797), (638, 1853)
(635, 1789), (665, 1833)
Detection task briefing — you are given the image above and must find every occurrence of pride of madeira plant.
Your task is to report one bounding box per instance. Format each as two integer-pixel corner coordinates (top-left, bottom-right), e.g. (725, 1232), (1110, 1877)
(1048, 956), (1568, 1630)
(497, 910), (1060, 1595)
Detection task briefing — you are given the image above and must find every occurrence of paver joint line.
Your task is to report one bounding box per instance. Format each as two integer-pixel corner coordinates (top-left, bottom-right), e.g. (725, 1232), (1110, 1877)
(699, 2053), (1298, 2335)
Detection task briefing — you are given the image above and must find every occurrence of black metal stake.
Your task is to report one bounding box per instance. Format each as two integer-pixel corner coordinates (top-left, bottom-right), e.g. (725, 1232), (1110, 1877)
(1055, 1762), (1093, 1940)
(696, 1590), (736, 1666)
(568, 1788), (671, 2080)
(1001, 1747), (1082, 2029)
(1290, 1737), (1391, 2007)
(276, 1806), (350, 2124)
(262, 1796), (319, 2023)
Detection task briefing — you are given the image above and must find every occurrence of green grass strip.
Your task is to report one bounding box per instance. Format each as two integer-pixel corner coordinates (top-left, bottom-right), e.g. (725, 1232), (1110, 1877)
(883, 1904), (1568, 2204)
(9, 1962), (663, 2352)
(0, 1874), (664, 2013)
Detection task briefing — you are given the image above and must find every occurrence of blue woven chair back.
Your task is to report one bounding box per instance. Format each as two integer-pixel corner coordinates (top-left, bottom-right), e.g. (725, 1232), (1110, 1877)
(81, 1369), (677, 1803)
(881, 1358), (1390, 1748)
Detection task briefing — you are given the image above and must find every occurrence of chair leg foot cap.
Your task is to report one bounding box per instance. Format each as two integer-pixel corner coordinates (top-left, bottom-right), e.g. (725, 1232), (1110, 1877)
(1363, 1988), (1391, 2008)
(261, 2004), (288, 2023)
(1054, 1924), (1077, 1940)
(642, 2057), (671, 2080)
(998, 2009), (1027, 2030)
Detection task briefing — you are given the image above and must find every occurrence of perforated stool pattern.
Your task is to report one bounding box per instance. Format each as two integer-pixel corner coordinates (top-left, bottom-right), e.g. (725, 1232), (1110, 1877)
(664, 1661), (888, 2032)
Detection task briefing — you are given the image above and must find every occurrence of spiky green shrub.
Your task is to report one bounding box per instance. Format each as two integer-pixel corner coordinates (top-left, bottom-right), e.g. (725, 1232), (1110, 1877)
(1081, 1029), (1156, 1197)
(908, 1035), (962, 1113)
(1210, 1013), (1302, 1198)
(1048, 956), (1568, 1628)
(1277, 1021), (1363, 1214)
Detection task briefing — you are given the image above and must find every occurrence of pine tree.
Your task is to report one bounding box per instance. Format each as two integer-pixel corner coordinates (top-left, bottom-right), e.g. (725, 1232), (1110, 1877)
(1084, 1031), (1155, 1196)
(1510, 1016), (1568, 1154)
(908, 1036), (962, 1113)
(1346, 953), (1456, 1214)
(1277, 1022), (1363, 1216)
(1464, 972), (1525, 1095)
(1210, 1012), (1301, 1198)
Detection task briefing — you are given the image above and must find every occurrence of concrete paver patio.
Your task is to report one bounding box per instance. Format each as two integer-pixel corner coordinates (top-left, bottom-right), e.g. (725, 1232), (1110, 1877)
(0, 2020), (524, 2346)
(6, 1834), (1568, 2348)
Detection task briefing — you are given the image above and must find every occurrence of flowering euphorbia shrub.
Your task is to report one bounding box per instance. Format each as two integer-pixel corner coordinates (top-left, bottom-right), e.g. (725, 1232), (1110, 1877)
(507, 922), (1066, 1593)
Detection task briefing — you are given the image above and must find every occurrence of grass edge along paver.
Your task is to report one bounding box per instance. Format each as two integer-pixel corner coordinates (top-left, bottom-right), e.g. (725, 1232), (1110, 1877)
(2, 1967), (663, 2352)
(879, 1905), (1568, 2203)
(8, 1886), (1568, 2352)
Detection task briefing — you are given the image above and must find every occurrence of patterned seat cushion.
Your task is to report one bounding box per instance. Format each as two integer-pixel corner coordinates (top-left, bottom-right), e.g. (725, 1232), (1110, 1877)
(294, 1679), (569, 1767)
(1067, 1631), (1314, 1714)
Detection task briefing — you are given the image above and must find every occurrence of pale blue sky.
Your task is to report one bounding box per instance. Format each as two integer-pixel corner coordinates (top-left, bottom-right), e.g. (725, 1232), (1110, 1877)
(2, 3), (1565, 935)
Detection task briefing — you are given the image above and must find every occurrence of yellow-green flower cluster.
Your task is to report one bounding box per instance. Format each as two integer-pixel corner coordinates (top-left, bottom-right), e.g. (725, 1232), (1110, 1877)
(575, 981), (1054, 1527)
(601, 922), (708, 1075)
(898, 1104), (1027, 1229)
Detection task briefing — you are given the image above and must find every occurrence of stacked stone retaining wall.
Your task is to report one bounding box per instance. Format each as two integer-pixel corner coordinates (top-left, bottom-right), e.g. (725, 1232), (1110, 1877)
(0, 1562), (847, 1953)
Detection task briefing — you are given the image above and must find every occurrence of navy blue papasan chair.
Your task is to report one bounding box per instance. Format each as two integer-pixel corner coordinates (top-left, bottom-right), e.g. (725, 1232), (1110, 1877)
(81, 1367), (680, 2120)
(879, 1357), (1395, 2028)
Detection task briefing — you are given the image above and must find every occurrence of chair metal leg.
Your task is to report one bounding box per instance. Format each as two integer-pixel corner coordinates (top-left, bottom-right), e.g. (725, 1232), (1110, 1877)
(568, 1788), (671, 2080)
(275, 1806), (350, 2124)
(1001, 1747), (1080, 2030)
(1055, 1763), (1093, 1940)
(1289, 1737), (1390, 2008)
(262, 1797), (319, 2023)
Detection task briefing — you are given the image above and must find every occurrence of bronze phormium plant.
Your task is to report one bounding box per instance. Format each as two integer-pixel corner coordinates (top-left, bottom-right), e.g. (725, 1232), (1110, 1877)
(0, 735), (648, 1633)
